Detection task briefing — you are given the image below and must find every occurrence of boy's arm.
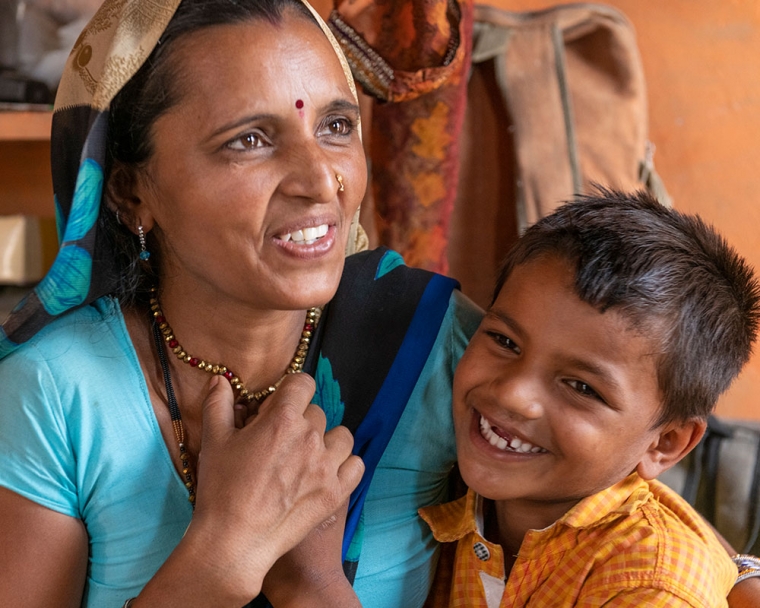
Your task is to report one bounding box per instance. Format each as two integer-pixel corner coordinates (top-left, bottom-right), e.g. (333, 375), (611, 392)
(705, 521), (760, 608)
(729, 580), (760, 608)
(261, 501), (361, 608)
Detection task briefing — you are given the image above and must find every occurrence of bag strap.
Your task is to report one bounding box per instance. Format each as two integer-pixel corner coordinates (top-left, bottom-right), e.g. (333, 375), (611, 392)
(680, 416), (760, 553)
(744, 437), (760, 552)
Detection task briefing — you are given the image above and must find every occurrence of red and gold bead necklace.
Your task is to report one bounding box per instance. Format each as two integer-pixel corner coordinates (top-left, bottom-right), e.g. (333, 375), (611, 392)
(148, 287), (320, 507)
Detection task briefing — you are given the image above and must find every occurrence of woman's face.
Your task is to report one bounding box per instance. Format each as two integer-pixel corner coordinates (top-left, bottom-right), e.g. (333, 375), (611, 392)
(132, 12), (366, 311)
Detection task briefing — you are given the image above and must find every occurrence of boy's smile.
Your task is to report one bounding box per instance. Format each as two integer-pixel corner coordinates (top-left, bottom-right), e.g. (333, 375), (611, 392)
(453, 254), (672, 528)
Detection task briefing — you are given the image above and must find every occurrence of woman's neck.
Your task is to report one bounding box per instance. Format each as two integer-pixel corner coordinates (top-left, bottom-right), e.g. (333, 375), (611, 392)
(139, 281), (318, 417)
(128, 288), (318, 429)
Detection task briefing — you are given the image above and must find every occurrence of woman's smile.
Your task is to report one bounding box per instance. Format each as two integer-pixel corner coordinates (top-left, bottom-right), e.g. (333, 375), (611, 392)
(272, 222), (338, 259)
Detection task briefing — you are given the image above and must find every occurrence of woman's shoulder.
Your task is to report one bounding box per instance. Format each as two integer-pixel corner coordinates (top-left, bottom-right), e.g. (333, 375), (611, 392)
(0, 296), (129, 370)
(447, 289), (484, 339)
(342, 247), (483, 339)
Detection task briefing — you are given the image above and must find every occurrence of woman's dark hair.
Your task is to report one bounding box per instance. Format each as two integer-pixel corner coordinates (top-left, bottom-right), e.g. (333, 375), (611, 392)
(100, 0), (319, 305)
(493, 188), (760, 427)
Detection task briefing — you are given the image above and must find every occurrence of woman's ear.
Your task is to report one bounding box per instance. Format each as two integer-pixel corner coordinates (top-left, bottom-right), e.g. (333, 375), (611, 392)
(636, 419), (707, 480)
(105, 163), (154, 233)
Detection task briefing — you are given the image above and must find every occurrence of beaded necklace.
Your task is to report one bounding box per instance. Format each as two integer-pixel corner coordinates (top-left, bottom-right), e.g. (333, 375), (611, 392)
(149, 288), (320, 507)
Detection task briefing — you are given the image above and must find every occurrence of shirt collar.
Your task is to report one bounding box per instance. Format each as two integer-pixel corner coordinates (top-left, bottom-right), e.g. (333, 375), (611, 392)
(419, 473), (653, 544)
(557, 473), (652, 529)
(419, 489), (484, 543)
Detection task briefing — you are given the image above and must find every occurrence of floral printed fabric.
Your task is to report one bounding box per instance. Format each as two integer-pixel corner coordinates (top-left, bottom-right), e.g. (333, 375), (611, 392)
(329, 0), (474, 273)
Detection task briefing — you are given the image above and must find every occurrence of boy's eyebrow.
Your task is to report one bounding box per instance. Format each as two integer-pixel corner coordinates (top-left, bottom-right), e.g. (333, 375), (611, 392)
(558, 356), (622, 393)
(486, 308), (527, 341)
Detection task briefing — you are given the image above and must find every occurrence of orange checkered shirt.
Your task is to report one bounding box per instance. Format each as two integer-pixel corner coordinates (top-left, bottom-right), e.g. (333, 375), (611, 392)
(419, 473), (736, 607)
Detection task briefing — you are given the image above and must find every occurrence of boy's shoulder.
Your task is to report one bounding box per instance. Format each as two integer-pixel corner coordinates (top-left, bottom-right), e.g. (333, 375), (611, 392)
(420, 476), (737, 607)
(562, 475), (736, 606)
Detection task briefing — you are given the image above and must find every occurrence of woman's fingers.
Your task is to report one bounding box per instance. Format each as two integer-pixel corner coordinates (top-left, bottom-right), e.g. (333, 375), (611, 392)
(256, 373), (319, 422)
(194, 371), (363, 573)
(200, 375), (236, 443)
(337, 454), (365, 497)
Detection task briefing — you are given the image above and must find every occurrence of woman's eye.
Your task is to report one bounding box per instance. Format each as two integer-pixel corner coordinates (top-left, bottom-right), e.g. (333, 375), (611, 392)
(227, 132), (267, 151)
(485, 331), (520, 354)
(566, 379), (603, 401)
(322, 117), (354, 137)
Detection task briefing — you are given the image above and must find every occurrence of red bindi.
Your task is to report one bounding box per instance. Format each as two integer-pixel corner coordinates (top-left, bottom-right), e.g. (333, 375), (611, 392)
(295, 99), (304, 109)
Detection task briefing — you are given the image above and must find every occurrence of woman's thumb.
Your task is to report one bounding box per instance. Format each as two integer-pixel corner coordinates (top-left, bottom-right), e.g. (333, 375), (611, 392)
(201, 375), (236, 443)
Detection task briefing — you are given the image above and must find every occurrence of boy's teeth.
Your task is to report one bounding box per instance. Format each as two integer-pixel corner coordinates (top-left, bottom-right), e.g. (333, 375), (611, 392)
(479, 415), (546, 454)
(276, 224), (329, 244)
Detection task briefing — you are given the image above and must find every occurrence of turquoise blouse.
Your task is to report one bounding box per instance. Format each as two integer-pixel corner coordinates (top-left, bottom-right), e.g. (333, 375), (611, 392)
(0, 292), (481, 607)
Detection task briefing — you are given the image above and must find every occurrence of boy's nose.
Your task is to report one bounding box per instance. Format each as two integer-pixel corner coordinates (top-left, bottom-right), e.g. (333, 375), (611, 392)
(489, 371), (544, 421)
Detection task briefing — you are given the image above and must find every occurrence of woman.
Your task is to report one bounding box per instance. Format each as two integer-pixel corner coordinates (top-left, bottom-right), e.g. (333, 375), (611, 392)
(0, 0), (481, 606)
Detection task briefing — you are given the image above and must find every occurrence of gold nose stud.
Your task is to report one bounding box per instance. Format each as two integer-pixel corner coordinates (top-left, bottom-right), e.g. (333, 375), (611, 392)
(336, 174), (345, 192)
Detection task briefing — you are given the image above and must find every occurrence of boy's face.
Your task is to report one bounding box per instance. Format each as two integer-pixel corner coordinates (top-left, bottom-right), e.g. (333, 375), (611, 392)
(453, 254), (669, 516)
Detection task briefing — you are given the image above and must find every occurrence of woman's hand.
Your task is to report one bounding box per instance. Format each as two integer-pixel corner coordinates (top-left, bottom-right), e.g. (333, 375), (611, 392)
(262, 502), (361, 607)
(134, 373), (364, 607)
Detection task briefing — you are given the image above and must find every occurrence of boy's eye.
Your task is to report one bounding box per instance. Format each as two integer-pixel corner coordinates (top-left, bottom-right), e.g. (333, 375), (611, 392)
(566, 379), (603, 401)
(486, 331), (520, 354)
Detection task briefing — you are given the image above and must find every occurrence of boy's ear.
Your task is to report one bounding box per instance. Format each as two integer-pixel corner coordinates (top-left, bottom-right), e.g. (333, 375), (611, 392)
(636, 419), (707, 480)
(105, 163), (154, 233)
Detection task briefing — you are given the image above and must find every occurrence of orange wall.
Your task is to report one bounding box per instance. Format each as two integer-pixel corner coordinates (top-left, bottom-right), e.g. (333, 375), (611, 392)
(476, 0), (760, 420)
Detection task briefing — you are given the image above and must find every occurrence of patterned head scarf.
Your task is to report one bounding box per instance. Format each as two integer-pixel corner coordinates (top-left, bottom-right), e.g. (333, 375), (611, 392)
(0, 0), (363, 360)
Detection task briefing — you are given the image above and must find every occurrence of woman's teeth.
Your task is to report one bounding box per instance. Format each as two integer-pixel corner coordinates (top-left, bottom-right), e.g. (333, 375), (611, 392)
(479, 416), (546, 453)
(276, 224), (329, 245)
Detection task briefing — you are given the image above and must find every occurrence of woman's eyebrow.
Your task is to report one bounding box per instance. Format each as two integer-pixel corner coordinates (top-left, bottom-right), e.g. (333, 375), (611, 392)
(204, 99), (360, 143)
(323, 99), (360, 116)
(206, 113), (278, 141)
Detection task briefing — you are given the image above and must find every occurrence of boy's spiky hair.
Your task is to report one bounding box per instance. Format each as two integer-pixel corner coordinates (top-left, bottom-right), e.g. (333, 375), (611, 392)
(494, 188), (760, 426)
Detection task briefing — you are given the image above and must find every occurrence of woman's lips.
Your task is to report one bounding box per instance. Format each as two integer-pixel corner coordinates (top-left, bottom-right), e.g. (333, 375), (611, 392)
(272, 224), (337, 258)
(274, 223), (329, 245)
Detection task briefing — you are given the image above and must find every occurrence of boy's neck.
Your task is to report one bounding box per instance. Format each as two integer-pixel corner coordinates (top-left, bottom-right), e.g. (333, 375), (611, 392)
(485, 497), (582, 568)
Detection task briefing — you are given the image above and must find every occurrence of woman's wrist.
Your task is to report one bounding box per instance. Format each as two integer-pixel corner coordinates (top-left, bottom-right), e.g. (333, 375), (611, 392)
(131, 517), (271, 607)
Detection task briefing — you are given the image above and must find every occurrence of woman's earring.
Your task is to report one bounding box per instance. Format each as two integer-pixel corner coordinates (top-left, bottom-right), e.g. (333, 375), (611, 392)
(115, 209), (122, 225)
(138, 225), (151, 261)
(336, 174), (345, 192)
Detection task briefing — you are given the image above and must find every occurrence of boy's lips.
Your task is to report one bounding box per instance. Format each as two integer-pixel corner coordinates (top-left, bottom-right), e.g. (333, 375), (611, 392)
(477, 412), (548, 454)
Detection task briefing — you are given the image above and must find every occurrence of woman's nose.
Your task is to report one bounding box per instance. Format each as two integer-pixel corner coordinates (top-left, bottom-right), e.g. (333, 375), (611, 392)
(278, 139), (337, 204)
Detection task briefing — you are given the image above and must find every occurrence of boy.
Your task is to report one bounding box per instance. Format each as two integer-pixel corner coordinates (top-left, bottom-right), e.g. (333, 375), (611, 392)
(420, 189), (760, 607)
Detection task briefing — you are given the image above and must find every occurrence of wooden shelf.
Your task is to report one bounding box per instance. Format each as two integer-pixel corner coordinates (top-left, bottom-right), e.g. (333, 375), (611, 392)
(0, 110), (52, 141)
